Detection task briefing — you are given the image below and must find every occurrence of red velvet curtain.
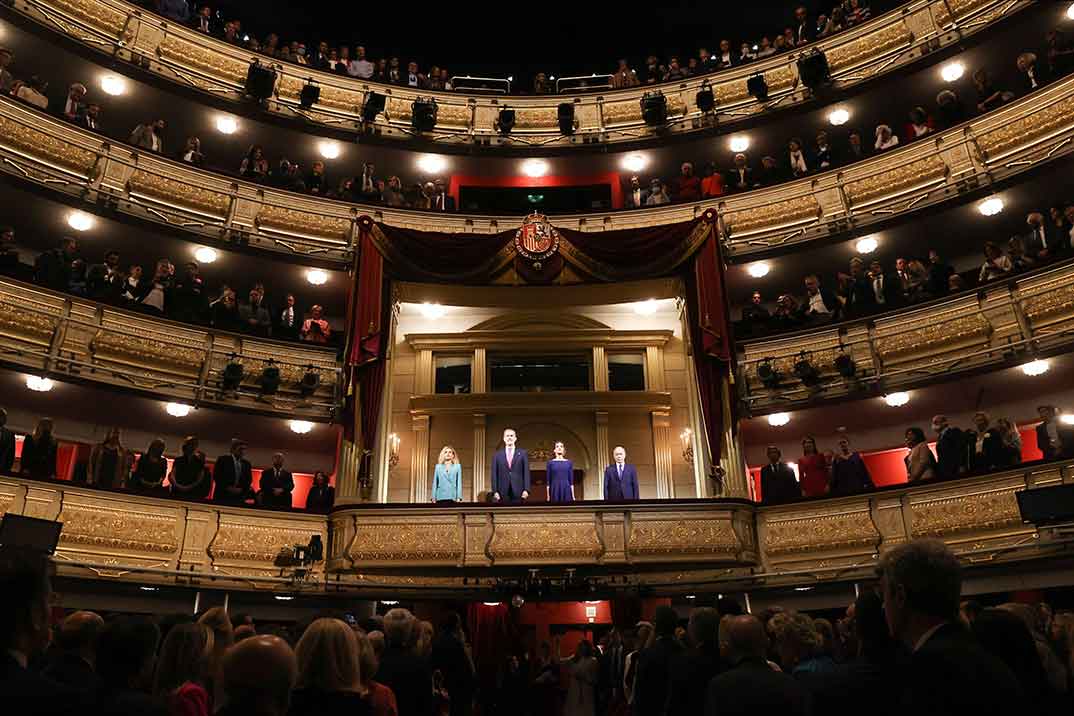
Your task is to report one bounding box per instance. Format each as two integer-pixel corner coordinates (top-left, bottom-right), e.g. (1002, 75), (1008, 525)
(684, 213), (733, 474)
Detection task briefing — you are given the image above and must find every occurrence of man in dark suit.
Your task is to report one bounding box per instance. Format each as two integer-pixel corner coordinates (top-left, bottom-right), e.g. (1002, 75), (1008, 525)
(868, 259), (904, 309)
(379, 608), (435, 716)
(930, 415), (966, 480)
(880, 539), (1023, 715)
(705, 614), (810, 716)
(632, 605), (683, 716)
(213, 438), (253, 505)
(189, 4), (218, 35)
(725, 154), (755, 192)
(799, 274), (839, 323)
(275, 294), (301, 341)
(666, 607), (721, 715)
(490, 428), (529, 502)
(432, 179), (456, 212)
(1036, 405), (1074, 461)
(1025, 211), (1068, 261)
(0, 407), (16, 473)
(760, 446), (801, 504)
(34, 237), (79, 292)
(41, 610), (103, 693)
(793, 5), (815, 45)
(604, 446), (640, 500)
(258, 452), (294, 509)
(623, 176), (649, 209)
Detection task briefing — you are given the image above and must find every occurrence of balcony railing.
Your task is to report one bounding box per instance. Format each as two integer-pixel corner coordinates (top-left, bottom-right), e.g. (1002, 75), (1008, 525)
(737, 259), (1074, 413)
(0, 276), (342, 418)
(1, 72), (1073, 263)
(6, 0), (1030, 148)
(2, 457), (1069, 593)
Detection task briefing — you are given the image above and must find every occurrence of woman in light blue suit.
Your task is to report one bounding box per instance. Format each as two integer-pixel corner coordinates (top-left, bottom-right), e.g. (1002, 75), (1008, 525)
(432, 445), (462, 504)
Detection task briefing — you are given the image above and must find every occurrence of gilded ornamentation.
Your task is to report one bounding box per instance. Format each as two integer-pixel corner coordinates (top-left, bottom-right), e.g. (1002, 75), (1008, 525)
(256, 205), (350, 242)
(723, 195), (819, 235)
(0, 298), (56, 345)
(874, 310), (988, 361)
(488, 522), (602, 561)
(0, 116), (97, 175)
(936, 0), (996, 26)
(50, 0), (127, 37)
(128, 170), (230, 216)
(845, 155), (947, 207)
(515, 108), (558, 130)
(1023, 281), (1074, 327)
(348, 522), (463, 562)
(603, 100), (642, 126)
(826, 24), (912, 73)
(628, 518), (740, 556)
(210, 521), (325, 563)
(385, 97), (414, 122)
(90, 330), (204, 377)
(57, 503), (178, 554)
(977, 96), (1074, 160)
(764, 510), (878, 555)
(910, 487), (1023, 537)
(158, 36), (248, 85)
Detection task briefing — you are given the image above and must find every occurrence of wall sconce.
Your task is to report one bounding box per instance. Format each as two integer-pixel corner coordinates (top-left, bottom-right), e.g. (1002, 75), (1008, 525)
(388, 433), (401, 469)
(679, 428), (694, 465)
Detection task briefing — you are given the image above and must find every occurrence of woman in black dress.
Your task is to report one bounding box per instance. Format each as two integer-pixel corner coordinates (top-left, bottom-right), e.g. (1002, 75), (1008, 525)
(20, 417), (58, 480)
(130, 438), (168, 494)
(305, 470), (335, 513)
(88, 427), (130, 489)
(169, 435), (210, 500)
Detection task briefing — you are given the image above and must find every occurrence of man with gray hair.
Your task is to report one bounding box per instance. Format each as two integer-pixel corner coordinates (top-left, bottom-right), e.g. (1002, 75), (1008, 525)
(879, 539), (1022, 713)
(378, 608), (433, 716)
(705, 615), (809, 715)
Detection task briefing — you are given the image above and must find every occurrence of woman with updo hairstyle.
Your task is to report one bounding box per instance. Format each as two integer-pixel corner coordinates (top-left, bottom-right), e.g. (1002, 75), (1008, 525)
(290, 618), (370, 716)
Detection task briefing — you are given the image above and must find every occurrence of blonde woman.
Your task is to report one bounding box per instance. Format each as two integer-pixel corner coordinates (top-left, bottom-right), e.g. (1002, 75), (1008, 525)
(356, 629), (398, 716)
(291, 618), (367, 715)
(432, 445), (462, 504)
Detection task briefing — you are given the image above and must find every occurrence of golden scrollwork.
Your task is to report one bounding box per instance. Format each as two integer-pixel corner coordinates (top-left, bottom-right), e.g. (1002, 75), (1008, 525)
(935, 0), (997, 26)
(514, 107), (558, 130)
(488, 521), (602, 561)
(158, 35), (248, 85)
(210, 520), (324, 563)
(256, 204), (350, 242)
(50, 0), (127, 37)
(723, 195), (819, 236)
(128, 170), (230, 217)
(57, 503), (179, 554)
(764, 509), (879, 555)
(977, 96), (1074, 160)
(0, 116), (97, 175)
(0, 298), (56, 345)
(348, 522), (463, 562)
(827, 23), (912, 72)
(845, 154), (947, 207)
(909, 487), (1023, 537)
(90, 330), (204, 378)
(873, 310), (989, 361)
(628, 518), (740, 557)
(1023, 282), (1074, 327)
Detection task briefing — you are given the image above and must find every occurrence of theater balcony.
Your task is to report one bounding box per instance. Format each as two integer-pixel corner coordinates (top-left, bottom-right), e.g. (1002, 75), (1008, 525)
(3, 0), (1032, 149)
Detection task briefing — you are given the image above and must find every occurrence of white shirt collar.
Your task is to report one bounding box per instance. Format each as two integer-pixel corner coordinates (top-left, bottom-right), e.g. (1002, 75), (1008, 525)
(913, 622), (948, 653)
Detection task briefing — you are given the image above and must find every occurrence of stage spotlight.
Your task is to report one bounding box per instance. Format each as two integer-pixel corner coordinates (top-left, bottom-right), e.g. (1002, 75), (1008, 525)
(259, 361), (281, 396)
(747, 73), (769, 101)
(496, 107), (516, 134)
(834, 352), (856, 379)
(640, 91), (668, 126)
(299, 366), (321, 398)
(411, 97), (438, 132)
(797, 50), (831, 91)
(362, 92), (386, 123)
(696, 81), (715, 113)
(221, 358), (245, 392)
(558, 102), (576, 135)
(768, 412), (791, 427)
(756, 358), (782, 390)
(793, 351), (821, 387)
(300, 81), (320, 108)
(244, 60), (277, 102)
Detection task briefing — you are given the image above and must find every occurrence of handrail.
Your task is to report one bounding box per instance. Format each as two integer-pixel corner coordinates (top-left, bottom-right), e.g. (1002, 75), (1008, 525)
(0, 71), (1072, 262)
(4, 0), (1032, 149)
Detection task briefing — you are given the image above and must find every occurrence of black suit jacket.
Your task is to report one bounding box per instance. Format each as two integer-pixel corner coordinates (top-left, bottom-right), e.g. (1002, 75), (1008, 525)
(966, 429), (1005, 472)
(1, 652), (82, 716)
(1036, 420), (1074, 461)
(212, 453), (253, 504)
(258, 466), (294, 508)
(761, 462), (801, 504)
(377, 646), (435, 716)
(41, 651), (99, 693)
(491, 448), (530, 501)
(603, 463), (640, 500)
(666, 644), (721, 716)
(724, 167), (755, 192)
(901, 622), (1023, 716)
(1025, 223), (1068, 257)
(305, 484), (335, 512)
(705, 657), (810, 716)
(935, 427), (965, 480)
(632, 636), (683, 716)
(926, 263), (955, 297)
(0, 425), (15, 473)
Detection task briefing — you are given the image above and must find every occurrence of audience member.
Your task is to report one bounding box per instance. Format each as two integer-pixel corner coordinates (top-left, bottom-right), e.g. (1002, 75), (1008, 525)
(377, 608), (434, 716)
(41, 610), (104, 692)
(217, 635), (296, 716)
(212, 438), (253, 505)
(760, 445), (801, 503)
(306, 470), (335, 512)
(258, 452), (294, 508)
(300, 304), (331, 344)
(289, 618), (370, 716)
(665, 607), (720, 715)
(94, 616), (166, 716)
(797, 436), (829, 497)
(154, 623), (214, 716)
(829, 434), (875, 495)
(430, 612), (475, 716)
(88, 428), (131, 489)
(1036, 404), (1074, 461)
(129, 119), (167, 153)
(130, 438), (168, 493)
(931, 414), (966, 480)
(20, 417), (58, 480)
(632, 605), (683, 716)
(0, 407), (15, 473)
(169, 435), (210, 499)
(903, 426), (937, 482)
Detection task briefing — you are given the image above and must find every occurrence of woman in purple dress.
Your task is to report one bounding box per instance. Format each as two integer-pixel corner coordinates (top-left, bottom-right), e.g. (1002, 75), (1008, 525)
(546, 441), (575, 503)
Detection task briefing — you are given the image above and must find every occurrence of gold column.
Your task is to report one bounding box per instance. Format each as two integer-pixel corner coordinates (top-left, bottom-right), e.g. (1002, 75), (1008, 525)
(335, 437), (360, 502)
(645, 345), (666, 391)
(472, 413), (488, 500)
(415, 349), (433, 394)
(472, 348), (487, 393)
(592, 345), (609, 391)
(720, 374), (750, 499)
(652, 410), (674, 499)
(410, 415), (431, 503)
(594, 411), (610, 500)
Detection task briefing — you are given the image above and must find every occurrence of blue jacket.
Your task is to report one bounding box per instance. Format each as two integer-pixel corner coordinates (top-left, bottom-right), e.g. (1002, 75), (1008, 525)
(432, 462), (462, 502)
(603, 463), (640, 500)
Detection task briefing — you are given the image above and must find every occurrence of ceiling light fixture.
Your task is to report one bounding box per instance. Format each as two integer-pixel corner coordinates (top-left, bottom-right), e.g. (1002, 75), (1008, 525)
(289, 420), (314, 434)
(827, 107), (850, 126)
(380, 600), (399, 605)
(215, 115), (239, 134)
(26, 376), (54, 392)
(417, 154), (447, 174)
(767, 412), (791, 427)
(1061, 414), (1074, 426)
(855, 236), (879, 254)
(747, 262), (770, 278)
(521, 159), (549, 177)
(420, 302), (448, 319)
(729, 135), (750, 153)
(632, 299), (659, 316)
(305, 268), (329, 285)
(1021, 359), (1050, 376)
(317, 140), (341, 160)
(978, 197), (1004, 216)
(274, 595), (295, 601)
(621, 153), (648, 173)
(66, 210), (94, 232)
(482, 602), (501, 607)
(884, 392), (910, 407)
(940, 61), (965, 83)
(99, 74), (127, 96)
(165, 402), (191, 417)
(1068, 2), (1074, 20)
(194, 247), (218, 264)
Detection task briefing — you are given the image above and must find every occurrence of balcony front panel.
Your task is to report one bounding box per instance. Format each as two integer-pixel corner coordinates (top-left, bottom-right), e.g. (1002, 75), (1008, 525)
(0, 276), (341, 418)
(7, 0), (1030, 149)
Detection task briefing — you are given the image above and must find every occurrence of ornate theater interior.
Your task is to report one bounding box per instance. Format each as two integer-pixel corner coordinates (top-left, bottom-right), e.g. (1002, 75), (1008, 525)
(2, 0), (1074, 713)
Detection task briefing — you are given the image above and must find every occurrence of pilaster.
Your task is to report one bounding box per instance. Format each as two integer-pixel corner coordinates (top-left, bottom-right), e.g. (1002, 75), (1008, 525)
(652, 410), (674, 499)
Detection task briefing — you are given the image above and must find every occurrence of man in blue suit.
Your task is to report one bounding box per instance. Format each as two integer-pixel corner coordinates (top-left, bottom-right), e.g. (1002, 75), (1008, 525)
(491, 428), (530, 502)
(604, 446), (640, 501)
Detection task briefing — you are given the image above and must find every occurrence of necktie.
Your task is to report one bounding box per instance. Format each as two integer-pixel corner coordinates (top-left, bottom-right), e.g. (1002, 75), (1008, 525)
(618, 464), (623, 478)
(1039, 227), (1048, 250)
(507, 448), (513, 467)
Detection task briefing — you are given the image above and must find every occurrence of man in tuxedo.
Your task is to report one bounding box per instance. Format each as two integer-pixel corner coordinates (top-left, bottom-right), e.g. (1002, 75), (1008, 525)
(1036, 405), (1074, 461)
(793, 5), (816, 45)
(760, 446), (801, 504)
(604, 446), (640, 501)
(705, 615), (809, 716)
(930, 415), (966, 480)
(868, 259), (904, 309)
(623, 176), (648, 209)
(800, 274), (839, 323)
(275, 293), (300, 340)
(0, 407), (15, 473)
(213, 438), (253, 505)
(258, 452), (294, 509)
(880, 539), (1023, 714)
(491, 428), (529, 502)
(432, 179), (456, 212)
(1025, 211), (1068, 261)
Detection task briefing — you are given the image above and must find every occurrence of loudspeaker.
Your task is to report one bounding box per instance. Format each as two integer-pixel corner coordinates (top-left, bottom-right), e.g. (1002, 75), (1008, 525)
(747, 73), (768, 101)
(362, 92), (386, 123)
(797, 50), (831, 91)
(640, 92), (667, 126)
(411, 97), (438, 132)
(0, 514), (63, 555)
(1017, 484), (1074, 525)
(244, 61), (277, 101)
(300, 82), (320, 108)
(696, 84), (715, 113)
(497, 107), (516, 134)
(557, 102), (575, 135)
